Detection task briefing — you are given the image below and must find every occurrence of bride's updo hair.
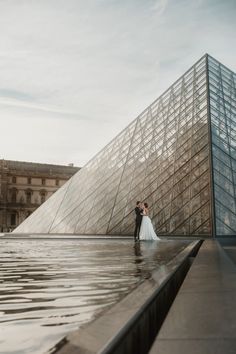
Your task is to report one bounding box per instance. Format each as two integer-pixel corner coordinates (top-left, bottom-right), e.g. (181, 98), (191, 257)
(144, 202), (148, 208)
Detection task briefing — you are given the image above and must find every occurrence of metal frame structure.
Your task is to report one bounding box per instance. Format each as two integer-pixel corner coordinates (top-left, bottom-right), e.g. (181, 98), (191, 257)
(14, 55), (236, 237)
(208, 55), (236, 236)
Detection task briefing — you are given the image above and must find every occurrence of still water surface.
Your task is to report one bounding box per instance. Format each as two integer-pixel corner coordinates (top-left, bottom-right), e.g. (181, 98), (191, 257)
(0, 238), (189, 354)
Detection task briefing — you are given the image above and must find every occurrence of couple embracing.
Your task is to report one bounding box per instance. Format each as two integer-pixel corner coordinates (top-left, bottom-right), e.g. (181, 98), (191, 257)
(134, 201), (160, 241)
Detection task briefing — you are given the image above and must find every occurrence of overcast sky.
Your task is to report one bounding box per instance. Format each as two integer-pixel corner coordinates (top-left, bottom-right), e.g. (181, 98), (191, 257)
(0, 0), (235, 167)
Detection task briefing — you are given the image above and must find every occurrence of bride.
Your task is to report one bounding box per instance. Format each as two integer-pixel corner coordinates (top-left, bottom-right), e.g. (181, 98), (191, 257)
(139, 203), (160, 241)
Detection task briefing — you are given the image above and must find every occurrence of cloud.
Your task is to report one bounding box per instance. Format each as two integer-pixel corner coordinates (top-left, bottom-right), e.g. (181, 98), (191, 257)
(0, 88), (34, 101)
(151, 0), (169, 14)
(0, 95), (84, 120)
(0, 0), (235, 165)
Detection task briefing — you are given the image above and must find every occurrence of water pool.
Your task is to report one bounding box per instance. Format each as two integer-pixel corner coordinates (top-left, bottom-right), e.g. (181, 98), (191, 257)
(0, 238), (189, 354)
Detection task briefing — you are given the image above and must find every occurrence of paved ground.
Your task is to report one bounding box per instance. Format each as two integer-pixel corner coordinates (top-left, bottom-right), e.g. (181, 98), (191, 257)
(150, 240), (236, 354)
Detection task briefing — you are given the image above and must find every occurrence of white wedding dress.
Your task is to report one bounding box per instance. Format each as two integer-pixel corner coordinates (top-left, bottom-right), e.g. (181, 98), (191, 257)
(139, 210), (160, 241)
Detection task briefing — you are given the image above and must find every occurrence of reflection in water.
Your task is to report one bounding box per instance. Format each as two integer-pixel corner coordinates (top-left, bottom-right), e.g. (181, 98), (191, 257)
(0, 239), (188, 354)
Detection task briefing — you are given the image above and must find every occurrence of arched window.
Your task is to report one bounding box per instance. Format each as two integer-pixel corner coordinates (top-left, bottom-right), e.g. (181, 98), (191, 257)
(10, 212), (17, 226)
(40, 190), (47, 204)
(12, 176), (16, 183)
(11, 188), (17, 203)
(42, 178), (45, 186)
(25, 189), (32, 204)
(27, 177), (31, 185)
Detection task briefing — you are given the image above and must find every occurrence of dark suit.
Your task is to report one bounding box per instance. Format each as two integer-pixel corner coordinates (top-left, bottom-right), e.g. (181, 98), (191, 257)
(134, 206), (143, 240)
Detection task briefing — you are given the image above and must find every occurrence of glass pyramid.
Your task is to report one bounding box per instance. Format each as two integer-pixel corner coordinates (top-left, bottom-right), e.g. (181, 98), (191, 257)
(14, 54), (236, 237)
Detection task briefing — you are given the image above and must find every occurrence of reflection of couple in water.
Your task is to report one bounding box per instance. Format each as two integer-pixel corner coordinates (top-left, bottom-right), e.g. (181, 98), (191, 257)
(134, 201), (160, 241)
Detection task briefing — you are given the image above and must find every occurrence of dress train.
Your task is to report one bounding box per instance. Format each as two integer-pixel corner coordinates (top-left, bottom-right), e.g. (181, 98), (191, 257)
(139, 216), (160, 241)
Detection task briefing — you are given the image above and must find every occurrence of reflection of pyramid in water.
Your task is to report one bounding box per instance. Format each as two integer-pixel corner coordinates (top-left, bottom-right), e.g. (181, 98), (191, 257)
(15, 54), (236, 236)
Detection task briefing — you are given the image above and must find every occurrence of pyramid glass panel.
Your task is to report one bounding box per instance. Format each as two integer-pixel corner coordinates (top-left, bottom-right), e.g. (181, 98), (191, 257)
(14, 54), (236, 237)
(208, 55), (236, 236)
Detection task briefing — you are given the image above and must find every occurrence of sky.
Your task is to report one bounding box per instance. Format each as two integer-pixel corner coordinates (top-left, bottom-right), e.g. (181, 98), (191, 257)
(0, 0), (236, 167)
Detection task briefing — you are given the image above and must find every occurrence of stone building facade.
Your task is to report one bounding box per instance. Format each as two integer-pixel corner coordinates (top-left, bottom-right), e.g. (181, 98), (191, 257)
(0, 159), (79, 232)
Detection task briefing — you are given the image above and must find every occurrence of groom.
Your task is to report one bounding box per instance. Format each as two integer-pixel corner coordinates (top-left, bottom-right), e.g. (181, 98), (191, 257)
(134, 201), (143, 241)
